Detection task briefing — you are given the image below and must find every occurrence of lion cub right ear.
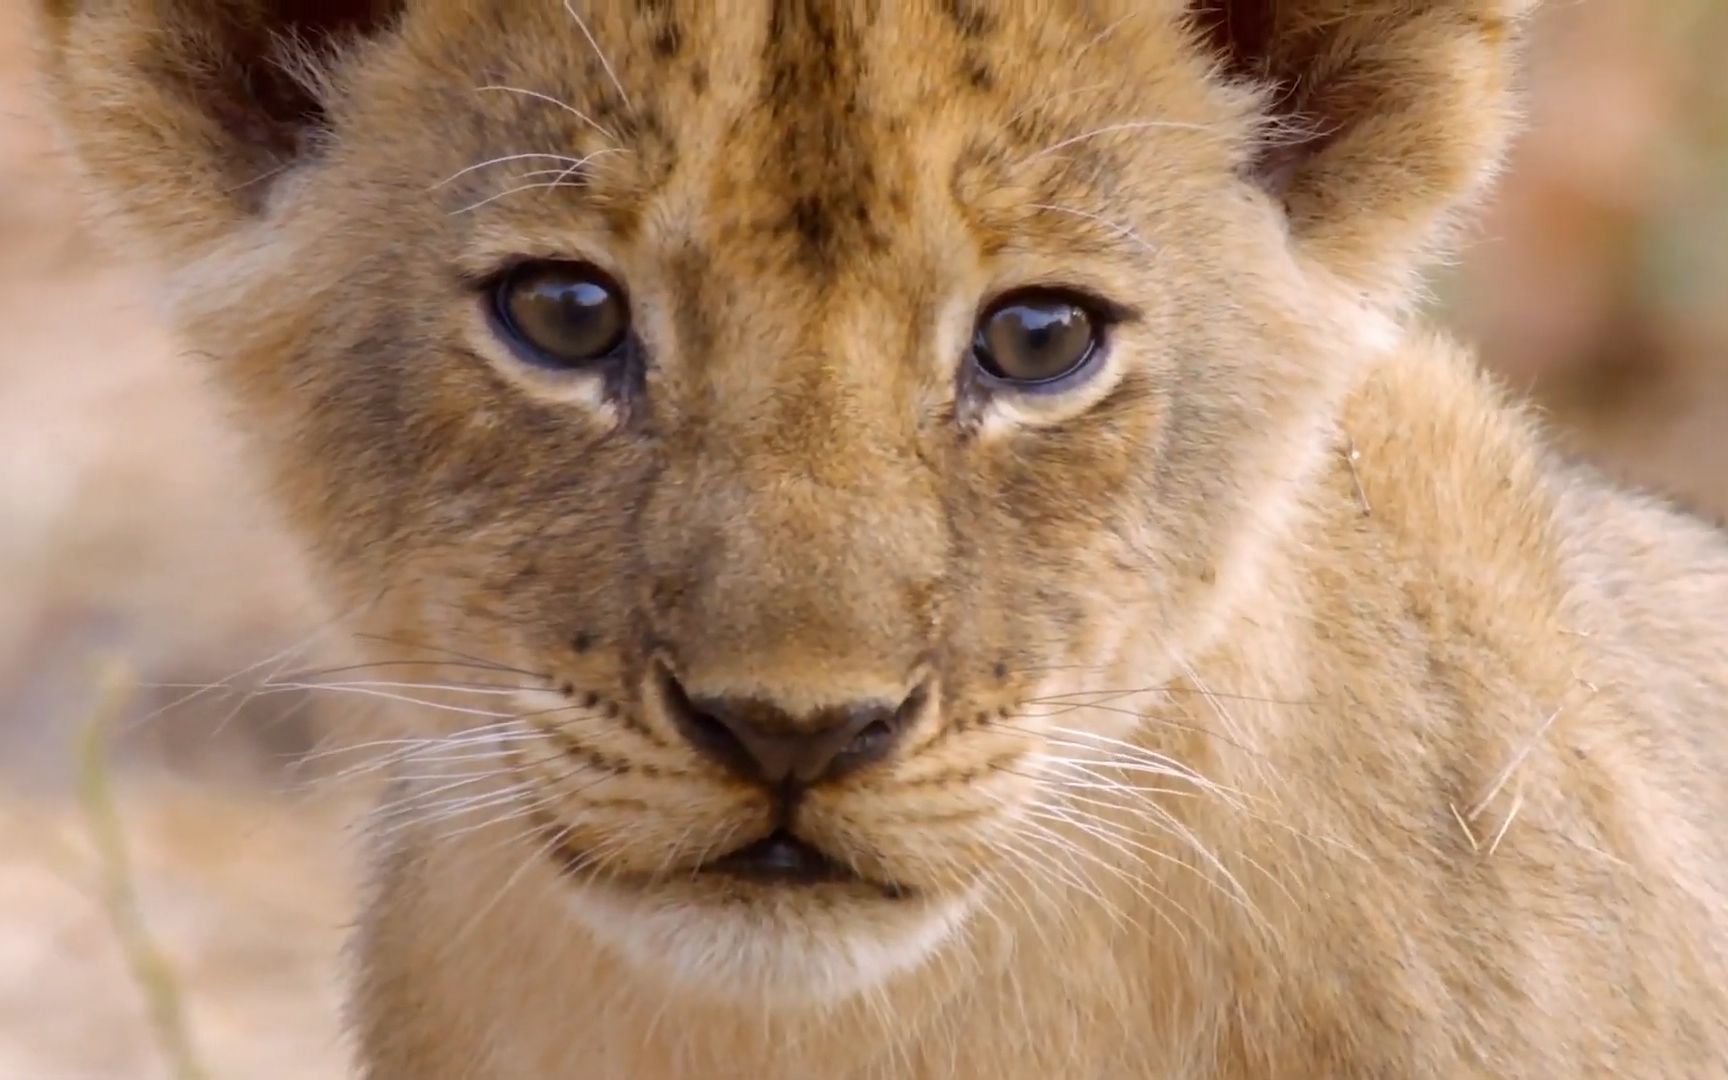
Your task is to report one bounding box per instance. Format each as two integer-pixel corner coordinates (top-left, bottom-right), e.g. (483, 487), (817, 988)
(34, 0), (405, 259)
(1187, 0), (1538, 302)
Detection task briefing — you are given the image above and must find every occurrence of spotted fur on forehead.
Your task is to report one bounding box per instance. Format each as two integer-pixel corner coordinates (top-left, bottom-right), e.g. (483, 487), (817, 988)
(401, 1), (1225, 290)
(758, 1), (879, 269)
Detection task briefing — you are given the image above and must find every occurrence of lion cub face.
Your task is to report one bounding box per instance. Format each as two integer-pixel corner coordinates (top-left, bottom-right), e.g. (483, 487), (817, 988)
(39, 0), (1524, 999)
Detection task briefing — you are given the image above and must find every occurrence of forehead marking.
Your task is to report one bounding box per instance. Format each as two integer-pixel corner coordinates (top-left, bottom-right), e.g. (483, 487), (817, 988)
(757, 0), (883, 271)
(939, 0), (997, 39)
(635, 0), (683, 58)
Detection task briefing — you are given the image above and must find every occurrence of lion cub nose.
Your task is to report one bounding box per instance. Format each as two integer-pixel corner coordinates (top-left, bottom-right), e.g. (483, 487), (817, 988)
(659, 669), (923, 787)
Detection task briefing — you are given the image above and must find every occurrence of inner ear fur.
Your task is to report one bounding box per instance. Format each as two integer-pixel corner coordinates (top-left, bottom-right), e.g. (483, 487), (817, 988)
(1188, 0), (1536, 299)
(35, 0), (403, 251)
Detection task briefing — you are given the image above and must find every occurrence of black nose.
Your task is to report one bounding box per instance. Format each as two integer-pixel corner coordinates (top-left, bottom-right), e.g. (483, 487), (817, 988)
(659, 669), (923, 786)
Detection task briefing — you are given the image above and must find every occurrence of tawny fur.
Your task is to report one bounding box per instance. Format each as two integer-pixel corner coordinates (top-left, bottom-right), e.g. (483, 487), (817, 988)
(33, 1), (1728, 1076)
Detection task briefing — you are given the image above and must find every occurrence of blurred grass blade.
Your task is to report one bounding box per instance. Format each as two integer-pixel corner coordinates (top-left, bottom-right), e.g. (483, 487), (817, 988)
(77, 657), (212, 1080)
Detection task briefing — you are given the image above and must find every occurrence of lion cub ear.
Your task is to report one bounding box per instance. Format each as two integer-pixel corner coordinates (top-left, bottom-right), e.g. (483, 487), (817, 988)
(1188, 0), (1536, 301)
(34, 0), (404, 258)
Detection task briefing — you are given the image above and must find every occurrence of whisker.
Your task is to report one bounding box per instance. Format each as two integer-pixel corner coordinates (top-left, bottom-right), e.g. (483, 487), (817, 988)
(1003, 81), (1118, 127)
(442, 823), (567, 955)
(297, 721), (523, 765)
(1019, 729), (1245, 802)
(1074, 10), (1140, 63)
(1022, 805), (1202, 945)
(1038, 749), (1230, 801)
(1035, 760), (1198, 802)
(1052, 787), (1268, 934)
(447, 150), (627, 215)
(264, 679), (539, 698)
(309, 730), (527, 783)
(1014, 702), (1264, 755)
(123, 623), (328, 733)
(1024, 202), (1155, 256)
(989, 818), (1095, 923)
(561, 1), (633, 112)
(1039, 723), (1217, 770)
(475, 84), (619, 141)
(1027, 683), (1316, 708)
(374, 784), (532, 838)
(349, 633), (547, 680)
(258, 682), (516, 719)
(374, 776), (513, 822)
(275, 659), (547, 683)
(1024, 119), (1230, 163)
(1011, 812), (1163, 942)
(433, 151), (599, 189)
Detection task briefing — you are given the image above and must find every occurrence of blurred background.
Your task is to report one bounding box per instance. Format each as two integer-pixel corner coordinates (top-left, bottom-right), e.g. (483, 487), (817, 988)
(3, 2), (1725, 1077)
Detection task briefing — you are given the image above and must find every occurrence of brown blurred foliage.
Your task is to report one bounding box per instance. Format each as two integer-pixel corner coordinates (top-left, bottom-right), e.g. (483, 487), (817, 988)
(1444, 0), (1728, 519)
(0, 2), (1723, 1076)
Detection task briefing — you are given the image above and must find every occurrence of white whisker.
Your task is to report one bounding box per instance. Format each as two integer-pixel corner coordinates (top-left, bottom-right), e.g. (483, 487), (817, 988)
(1024, 203), (1156, 256)
(447, 149), (628, 215)
(271, 679), (535, 697)
(1025, 119), (1226, 163)
(433, 152), (600, 190)
(561, 1), (633, 112)
(261, 682), (515, 719)
(475, 84), (619, 141)
(1023, 805), (1200, 945)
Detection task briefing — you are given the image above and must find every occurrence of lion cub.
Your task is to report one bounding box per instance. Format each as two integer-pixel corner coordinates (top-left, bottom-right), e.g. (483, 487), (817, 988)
(36, 0), (1728, 1075)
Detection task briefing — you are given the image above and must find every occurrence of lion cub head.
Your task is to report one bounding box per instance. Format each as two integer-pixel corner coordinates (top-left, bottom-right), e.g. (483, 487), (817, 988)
(37, 0), (1528, 1000)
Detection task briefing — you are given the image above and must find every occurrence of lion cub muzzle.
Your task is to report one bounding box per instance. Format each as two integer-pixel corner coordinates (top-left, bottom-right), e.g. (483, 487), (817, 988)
(639, 658), (931, 889)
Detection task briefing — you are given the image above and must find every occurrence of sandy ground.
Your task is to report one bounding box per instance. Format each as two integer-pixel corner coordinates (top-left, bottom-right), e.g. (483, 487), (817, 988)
(0, 788), (354, 1080)
(1, 2), (1723, 1077)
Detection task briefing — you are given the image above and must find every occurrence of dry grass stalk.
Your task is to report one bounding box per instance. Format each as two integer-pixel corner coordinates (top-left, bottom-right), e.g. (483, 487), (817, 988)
(76, 657), (213, 1080)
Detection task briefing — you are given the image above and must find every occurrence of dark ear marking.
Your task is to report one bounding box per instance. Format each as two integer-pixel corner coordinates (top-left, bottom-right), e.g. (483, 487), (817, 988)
(1186, 1), (1337, 195)
(200, 0), (407, 166)
(1189, 0), (1276, 80)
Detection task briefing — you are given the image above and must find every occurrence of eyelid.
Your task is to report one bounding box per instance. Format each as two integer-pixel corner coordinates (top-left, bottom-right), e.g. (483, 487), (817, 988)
(452, 232), (625, 289)
(457, 254), (569, 293)
(456, 258), (525, 293)
(975, 284), (1140, 327)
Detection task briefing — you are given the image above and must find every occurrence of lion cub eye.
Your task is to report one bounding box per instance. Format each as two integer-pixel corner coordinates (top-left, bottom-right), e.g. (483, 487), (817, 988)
(492, 261), (630, 367)
(972, 291), (1102, 387)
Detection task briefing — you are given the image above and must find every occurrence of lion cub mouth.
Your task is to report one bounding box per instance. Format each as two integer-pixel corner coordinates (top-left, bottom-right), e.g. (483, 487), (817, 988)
(535, 814), (912, 900)
(699, 830), (859, 886)
(700, 831), (914, 900)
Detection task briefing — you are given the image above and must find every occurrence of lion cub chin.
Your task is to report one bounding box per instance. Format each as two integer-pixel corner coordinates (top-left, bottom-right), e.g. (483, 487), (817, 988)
(560, 875), (979, 1006)
(37, 0), (1728, 1076)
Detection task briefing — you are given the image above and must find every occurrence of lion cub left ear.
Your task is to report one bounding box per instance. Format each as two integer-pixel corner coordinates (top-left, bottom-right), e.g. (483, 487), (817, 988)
(1187, 0), (1537, 302)
(34, 0), (405, 259)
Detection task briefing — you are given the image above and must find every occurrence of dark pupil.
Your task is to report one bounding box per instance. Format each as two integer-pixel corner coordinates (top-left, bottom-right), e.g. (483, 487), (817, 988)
(508, 270), (624, 362)
(981, 301), (1092, 382)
